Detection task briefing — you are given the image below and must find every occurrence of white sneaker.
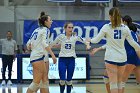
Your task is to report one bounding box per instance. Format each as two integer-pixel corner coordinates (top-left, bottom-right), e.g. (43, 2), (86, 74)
(1, 80), (6, 86)
(7, 80), (12, 86)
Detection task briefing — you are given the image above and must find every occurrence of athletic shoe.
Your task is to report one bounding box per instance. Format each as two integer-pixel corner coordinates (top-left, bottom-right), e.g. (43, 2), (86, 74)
(1, 80), (6, 86)
(7, 80), (12, 86)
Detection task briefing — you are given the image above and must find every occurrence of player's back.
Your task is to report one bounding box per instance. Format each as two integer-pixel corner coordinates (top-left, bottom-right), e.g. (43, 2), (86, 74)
(30, 27), (46, 55)
(104, 24), (130, 62)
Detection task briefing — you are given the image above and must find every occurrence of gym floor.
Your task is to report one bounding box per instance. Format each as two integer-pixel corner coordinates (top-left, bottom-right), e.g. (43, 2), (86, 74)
(0, 79), (140, 93)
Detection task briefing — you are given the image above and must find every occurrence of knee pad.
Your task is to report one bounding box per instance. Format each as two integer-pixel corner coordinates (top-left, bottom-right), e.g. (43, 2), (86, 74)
(66, 81), (72, 86)
(110, 82), (118, 89)
(119, 82), (125, 88)
(39, 80), (49, 89)
(29, 82), (39, 92)
(59, 80), (65, 86)
(118, 82), (125, 89)
(103, 76), (109, 84)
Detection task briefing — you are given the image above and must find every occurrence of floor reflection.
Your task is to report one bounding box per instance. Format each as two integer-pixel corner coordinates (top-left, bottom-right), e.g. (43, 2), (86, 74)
(0, 86), (17, 93)
(0, 84), (86, 93)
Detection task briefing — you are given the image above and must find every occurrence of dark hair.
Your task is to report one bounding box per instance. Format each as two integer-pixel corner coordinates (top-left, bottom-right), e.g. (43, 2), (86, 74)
(64, 22), (73, 29)
(38, 11), (49, 27)
(122, 15), (137, 32)
(7, 31), (12, 34)
(109, 7), (121, 28)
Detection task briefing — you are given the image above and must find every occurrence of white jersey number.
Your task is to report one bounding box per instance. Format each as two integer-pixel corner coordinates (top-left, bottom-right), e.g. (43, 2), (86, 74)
(30, 32), (38, 40)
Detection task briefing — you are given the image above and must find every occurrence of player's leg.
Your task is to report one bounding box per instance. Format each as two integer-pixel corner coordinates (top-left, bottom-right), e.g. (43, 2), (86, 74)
(134, 66), (140, 85)
(121, 64), (135, 93)
(66, 57), (75, 93)
(40, 61), (50, 93)
(117, 65), (125, 93)
(103, 70), (111, 93)
(58, 58), (67, 93)
(105, 62), (118, 93)
(26, 60), (45, 93)
(40, 55), (50, 93)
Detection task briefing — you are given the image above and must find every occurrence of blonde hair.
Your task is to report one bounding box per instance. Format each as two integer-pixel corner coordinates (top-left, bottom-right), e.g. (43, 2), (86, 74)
(109, 7), (121, 28)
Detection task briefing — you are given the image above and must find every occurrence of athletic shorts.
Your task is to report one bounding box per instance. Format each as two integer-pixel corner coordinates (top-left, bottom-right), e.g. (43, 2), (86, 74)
(30, 55), (45, 63)
(127, 55), (140, 66)
(105, 60), (126, 66)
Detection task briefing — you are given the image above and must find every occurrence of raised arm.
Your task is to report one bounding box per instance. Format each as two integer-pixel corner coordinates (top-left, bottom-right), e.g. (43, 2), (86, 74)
(49, 34), (62, 47)
(90, 25), (106, 43)
(42, 29), (57, 64)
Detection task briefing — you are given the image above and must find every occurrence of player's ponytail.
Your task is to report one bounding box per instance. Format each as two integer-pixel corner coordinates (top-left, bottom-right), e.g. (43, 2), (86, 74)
(109, 7), (121, 28)
(38, 11), (49, 27)
(40, 11), (45, 18)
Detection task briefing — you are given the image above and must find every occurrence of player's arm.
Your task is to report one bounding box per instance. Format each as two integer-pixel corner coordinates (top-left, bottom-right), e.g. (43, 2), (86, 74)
(42, 30), (57, 64)
(51, 44), (61, 48)
(138, 35), (140, 43)
(49, 34), (62, 48)
(90, 44), (106, 56)
(76, 36), (91, 50)
(26, 39), (32, 50)
(90, 25), (106, 44)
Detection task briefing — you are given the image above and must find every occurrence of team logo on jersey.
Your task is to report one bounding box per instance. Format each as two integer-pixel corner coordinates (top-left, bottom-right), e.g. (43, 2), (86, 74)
(27, 63), (33, 75)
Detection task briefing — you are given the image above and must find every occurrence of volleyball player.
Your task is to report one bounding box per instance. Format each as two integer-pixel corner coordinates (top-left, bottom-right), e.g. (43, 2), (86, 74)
(50, 22), (90, 93)
(90, 15), (140, 93)
(26, 12), (51, 93)
(88, 7), (140, 93)
(121, 15), (140, 93)
(26, 12), (56, 93)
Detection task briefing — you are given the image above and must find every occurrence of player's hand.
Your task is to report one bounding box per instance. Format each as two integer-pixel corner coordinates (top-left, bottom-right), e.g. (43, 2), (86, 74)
(85, 41), (91, 50)
(52, 44), (61, 48)
(86, 38), (91, 42)
(27, 43), (32, 50)
(90, 48), (98, 56)
(86, 45), (91, 50)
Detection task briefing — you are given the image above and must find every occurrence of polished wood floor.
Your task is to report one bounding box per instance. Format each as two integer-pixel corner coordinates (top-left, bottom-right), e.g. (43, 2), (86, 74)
(0, 81), (140, 93)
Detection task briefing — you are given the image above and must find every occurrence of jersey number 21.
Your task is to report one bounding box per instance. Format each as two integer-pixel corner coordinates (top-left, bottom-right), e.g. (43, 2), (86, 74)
(114, 30), (121, 39)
